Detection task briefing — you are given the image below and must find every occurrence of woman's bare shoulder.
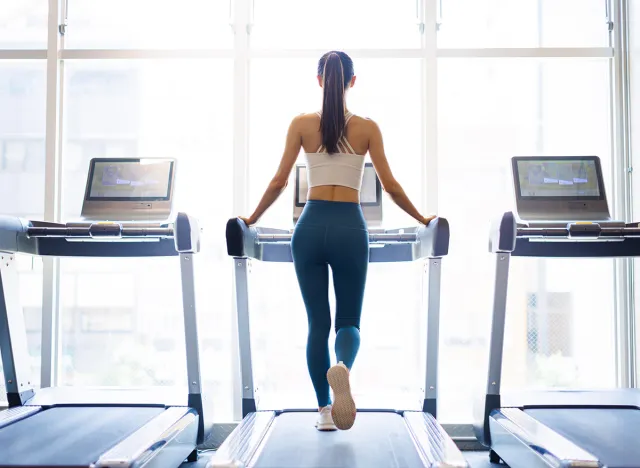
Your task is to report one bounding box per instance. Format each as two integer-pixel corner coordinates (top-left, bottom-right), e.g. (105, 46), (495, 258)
(349, 114), (375, 124)
(349, 114), (378, 134)
(298, 112), (321, 119)
(291, 112), (321, 127)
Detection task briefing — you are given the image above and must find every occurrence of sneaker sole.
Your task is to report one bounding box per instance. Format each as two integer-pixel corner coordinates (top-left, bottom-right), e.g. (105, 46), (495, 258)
(316, 422), (337, 432)
(327, 365), (356, 430)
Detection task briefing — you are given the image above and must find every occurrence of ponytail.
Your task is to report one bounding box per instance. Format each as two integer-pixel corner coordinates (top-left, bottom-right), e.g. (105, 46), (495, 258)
(318, 51), (354, 154)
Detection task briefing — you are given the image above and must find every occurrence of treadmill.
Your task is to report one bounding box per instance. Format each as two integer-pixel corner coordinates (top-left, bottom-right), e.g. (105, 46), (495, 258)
(475, 155), (640, 468)
(209, 163), (468, 468)
(0, 158), (212, 467)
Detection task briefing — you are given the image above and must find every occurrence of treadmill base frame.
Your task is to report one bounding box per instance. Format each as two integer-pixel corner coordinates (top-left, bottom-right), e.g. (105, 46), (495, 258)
(489, 408), (599, 468)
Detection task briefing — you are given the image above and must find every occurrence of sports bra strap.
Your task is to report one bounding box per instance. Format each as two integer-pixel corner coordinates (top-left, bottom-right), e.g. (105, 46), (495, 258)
(315, 137), (356, 154)
(345, 111), (354, 124)
(315, 111), (357, 154)
(341, 137), (356, 155)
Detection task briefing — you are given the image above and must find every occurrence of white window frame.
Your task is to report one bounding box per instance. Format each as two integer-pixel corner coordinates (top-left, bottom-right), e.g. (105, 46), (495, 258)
(611, 0), (635, 388)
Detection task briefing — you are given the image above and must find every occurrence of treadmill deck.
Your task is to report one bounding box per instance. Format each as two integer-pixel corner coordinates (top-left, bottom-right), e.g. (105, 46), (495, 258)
(526, 407), (640, 468)
(253, 412), (425, 468)
(0, 406), (165, 467)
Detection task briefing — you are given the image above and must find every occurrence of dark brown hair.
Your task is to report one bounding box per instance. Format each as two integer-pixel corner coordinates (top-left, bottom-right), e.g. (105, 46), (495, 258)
(318, 51), (354, 154)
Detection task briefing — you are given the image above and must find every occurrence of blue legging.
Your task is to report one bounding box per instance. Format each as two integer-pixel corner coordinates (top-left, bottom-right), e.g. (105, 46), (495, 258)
(290, 200), (369, 408)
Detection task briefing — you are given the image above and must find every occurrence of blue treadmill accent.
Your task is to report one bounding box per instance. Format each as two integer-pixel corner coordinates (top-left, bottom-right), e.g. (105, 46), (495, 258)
(525, 408), (640, 468)
(253, 413), (425, 468)
(0, 406), (165, 467)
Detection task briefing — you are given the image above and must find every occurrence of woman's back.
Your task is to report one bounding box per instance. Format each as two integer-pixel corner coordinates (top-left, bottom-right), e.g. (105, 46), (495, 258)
(298, 112), (371, 204)
(299, 112), (370, 156)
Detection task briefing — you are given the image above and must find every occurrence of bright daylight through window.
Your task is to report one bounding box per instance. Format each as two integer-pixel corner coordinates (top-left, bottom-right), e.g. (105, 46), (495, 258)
(0, 0), (626, 429)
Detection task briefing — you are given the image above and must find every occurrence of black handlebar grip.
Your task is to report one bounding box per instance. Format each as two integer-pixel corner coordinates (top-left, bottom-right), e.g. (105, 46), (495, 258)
(226, 218), (247, 257)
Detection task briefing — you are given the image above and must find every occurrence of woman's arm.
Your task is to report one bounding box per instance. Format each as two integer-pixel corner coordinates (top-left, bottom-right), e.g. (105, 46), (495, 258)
(241, 116), (303, 225)
(367, 119), (436, 225)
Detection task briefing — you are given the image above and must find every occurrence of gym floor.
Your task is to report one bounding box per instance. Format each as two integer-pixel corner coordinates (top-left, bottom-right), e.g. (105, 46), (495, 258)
(183, 451), (502, 467)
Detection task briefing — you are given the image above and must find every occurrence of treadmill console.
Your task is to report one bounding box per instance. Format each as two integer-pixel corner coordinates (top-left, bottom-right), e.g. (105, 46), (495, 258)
(293, 162), (383, 227)
(511, 156), (611, 223)
(81, 157), (176, 222)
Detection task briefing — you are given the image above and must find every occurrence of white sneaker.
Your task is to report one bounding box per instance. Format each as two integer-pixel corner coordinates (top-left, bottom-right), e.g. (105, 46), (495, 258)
(315, 405), (337, 431)
(327, 362), (357, 430)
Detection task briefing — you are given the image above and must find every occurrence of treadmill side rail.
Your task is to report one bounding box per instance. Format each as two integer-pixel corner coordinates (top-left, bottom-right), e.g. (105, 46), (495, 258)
(234, 258), (257, 418)
(94, 407), (198, 468)
(207, 411), (277, 468)
(0, 406), (41, 429)
(0, 255), (36, 404)
(404, 411), (469, 468)
(423, 257), (443, 417)
(180, 251), (210, 444)
(490, 408), (600, 468)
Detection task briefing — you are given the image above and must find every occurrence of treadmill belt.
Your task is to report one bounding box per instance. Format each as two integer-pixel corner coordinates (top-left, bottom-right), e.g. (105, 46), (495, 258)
(254, 412), (425, 468)
(0, 406), (165, 467)
(526, 408), (640, 468)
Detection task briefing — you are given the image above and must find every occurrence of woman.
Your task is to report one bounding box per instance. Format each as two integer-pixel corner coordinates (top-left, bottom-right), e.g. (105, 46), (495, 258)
(240, 51), (435, 432)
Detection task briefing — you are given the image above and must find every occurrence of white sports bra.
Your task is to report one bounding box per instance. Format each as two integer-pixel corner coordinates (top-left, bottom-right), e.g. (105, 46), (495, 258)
(304, 111), (365, 191)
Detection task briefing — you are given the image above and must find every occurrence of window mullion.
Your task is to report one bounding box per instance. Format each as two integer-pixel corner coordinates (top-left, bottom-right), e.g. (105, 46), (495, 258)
(41, 0), (64, 389)
(231, 0), (252, 422)
(610, 0), (635, 388)
(423, 0), (438, 215)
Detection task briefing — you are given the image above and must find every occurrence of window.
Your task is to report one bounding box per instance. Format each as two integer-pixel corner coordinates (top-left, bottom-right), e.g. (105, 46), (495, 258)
(437, 58), (614, 422)
(0, 1), (48, 49)
(61, 60), (235, 419)
(437, 0), (609, 48)
(0, 64), (47, 198)
(0, 0), (623, 427)
(347, 59), (423, 227)
(630, 0), (640, 381)
(503, 259), (615, 390)
(0, 62), (46, 402)
(252, 0), (420, 50)
(527, 292), (573, 358)
(65, 0), (232, 49)
(248, 59), (317, 228)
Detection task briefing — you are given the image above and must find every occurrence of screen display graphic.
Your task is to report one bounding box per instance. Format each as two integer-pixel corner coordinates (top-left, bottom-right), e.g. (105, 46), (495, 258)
(89, 160), (173, 200)
(516, 159), (600, 197)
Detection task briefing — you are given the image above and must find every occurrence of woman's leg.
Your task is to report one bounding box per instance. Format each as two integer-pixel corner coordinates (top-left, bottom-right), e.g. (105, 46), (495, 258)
(329, 227), (368, 368)
(335, 326), (361, 369)
(291, 225), (332, 410)
(326, 226), (369, 430)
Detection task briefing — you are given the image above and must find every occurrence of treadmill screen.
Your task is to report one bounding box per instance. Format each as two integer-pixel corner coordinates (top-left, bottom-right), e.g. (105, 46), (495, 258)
(514, 158), (602, 199)
(295, 163), (381, 206)
(87, 159), (174, 201)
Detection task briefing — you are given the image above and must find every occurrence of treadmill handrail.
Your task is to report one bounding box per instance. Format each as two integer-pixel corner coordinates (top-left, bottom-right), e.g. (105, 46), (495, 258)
(0, 212), (200, 257)
(27, 226), (175, 238)
(489, 211), (640, 258)
(226, 216), (450, 261)
(257, 232), (422, 243)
